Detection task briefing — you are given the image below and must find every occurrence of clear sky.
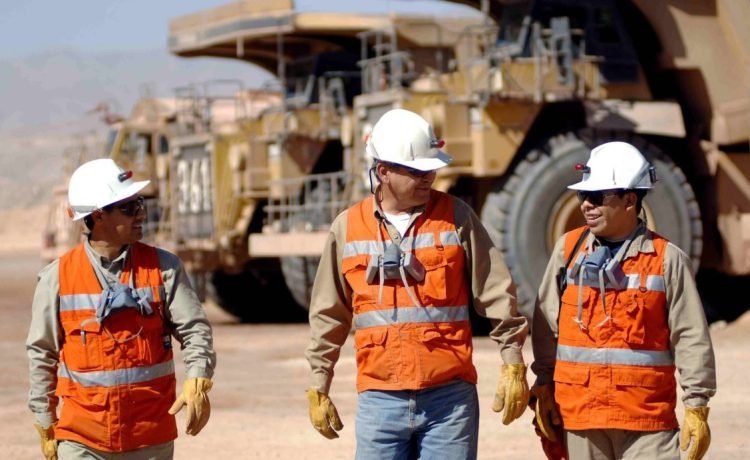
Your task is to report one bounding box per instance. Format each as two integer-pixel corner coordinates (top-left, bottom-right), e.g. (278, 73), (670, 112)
(0, 0), (481, 60)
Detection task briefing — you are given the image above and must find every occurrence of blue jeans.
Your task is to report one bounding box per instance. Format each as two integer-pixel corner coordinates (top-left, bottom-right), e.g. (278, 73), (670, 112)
(355, 380), (479, 460)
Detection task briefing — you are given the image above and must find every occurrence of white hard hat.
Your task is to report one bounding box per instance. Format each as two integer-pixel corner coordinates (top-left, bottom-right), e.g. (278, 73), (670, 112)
(365, 109), (452, 171)
(68, 159), (150, 221)
(568, 141), (655, 191)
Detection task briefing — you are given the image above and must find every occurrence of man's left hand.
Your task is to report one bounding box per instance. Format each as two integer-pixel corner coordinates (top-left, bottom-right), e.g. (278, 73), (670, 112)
(680, 406), (710, 460)
(492, 363), (530, 425)
(169, 377), (213, 435)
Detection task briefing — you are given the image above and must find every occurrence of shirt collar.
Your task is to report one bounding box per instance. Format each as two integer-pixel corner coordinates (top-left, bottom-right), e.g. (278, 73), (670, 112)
(586, 220), (653, 259)
(84, 238), (130, 272)
(371, 188), (427, 221)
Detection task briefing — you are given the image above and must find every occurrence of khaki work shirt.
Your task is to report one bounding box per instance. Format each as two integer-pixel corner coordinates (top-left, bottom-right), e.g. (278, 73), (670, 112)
(27, 239), (217, 427)
(531, 222), (717, 407)
(306, 193), (529, 394)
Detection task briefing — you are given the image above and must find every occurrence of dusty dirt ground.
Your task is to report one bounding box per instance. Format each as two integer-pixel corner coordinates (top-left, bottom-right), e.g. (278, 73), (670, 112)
(0, 209), (747, 459)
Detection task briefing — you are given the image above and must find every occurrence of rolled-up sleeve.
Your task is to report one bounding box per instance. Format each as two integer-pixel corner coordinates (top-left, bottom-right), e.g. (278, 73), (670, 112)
(26, 261), (62, 428)
(454, 198), (528, 365)
(305, 212), (353, 394)
(159, 249), (216, 379)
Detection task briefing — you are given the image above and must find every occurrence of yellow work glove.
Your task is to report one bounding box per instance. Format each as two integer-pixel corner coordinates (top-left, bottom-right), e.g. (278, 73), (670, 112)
(531, 384), (561, 442)
(34, 423), (57, 460)
(306, 388), (344, 439)
(680, 406), (710, 460)
(169, 377), (213, 436)
(491, 363), (530, 425)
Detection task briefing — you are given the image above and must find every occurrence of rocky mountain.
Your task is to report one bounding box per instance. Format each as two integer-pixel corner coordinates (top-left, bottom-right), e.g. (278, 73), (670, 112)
(0, 48), (270, 209)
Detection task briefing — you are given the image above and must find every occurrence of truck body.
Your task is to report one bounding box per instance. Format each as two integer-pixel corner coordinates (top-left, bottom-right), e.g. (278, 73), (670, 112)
(166, 0), (749, 319)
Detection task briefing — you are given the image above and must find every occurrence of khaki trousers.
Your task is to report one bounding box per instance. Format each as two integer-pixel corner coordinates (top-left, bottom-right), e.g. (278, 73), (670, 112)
(58, 440), (174, 460)
(566, 428), (679, 460)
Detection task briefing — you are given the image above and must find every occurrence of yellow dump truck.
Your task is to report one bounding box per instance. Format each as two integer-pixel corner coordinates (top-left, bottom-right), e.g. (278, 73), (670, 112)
(168, 0), (750, 319)
(166, 0), (481, 318)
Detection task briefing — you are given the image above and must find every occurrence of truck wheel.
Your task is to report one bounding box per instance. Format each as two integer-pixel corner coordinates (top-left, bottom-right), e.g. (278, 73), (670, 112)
(480, 130), (702, 317)
(280, 178), (343, 311)
(210, 259), (307, 323)
(280, 256), (317, 311)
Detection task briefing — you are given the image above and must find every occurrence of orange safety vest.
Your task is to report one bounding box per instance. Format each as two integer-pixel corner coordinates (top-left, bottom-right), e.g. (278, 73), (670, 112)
(554, 226), (677, 431)
(56, 242), (177, 452)
(343, 191), (476, 392)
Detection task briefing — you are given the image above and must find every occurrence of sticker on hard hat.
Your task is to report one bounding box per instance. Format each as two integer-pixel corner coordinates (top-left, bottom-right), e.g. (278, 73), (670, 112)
(118, 171), (133, 182)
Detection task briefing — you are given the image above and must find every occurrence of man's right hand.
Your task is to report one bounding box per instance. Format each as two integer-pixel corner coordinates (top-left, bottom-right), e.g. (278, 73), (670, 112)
(531, 384), (561, 442)
(34, 423), (57, 460)
(306, 388), (343, 439)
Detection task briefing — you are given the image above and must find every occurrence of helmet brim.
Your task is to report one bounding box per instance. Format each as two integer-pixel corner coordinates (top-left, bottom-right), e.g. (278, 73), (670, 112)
(71, 180), (150, 221)
(392, 149), (453, 172)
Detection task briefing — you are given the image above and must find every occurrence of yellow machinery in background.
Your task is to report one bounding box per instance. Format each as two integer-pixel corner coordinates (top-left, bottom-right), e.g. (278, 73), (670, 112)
(165, 0), (750, 320)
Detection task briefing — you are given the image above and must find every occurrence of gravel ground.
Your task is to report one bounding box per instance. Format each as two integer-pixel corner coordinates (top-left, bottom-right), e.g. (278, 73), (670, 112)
(1, 247), (747, 459)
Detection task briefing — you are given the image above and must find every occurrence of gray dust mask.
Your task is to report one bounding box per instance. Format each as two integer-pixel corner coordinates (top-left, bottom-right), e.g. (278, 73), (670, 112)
(96, 283), (154, 322)
(365, 243), (425, 283)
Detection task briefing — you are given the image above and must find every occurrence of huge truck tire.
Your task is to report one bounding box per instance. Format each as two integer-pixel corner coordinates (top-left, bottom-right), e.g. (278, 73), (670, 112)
(210, 259), (307, 323)
(280, 178), (343, 311)
(280, 256), (318, 311)
(480, 130), (702, 318)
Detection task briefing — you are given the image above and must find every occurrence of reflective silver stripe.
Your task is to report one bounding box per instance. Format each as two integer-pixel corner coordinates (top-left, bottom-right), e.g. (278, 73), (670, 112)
(354, 305), (469, 329)
(646, 275), (665, 292)
(60, 294), (100, 312)
(60, 287), (165, 313)
(133, 286), (166, 302)
(566, 273), (665, 293)
(557, 344), (673, 366)
(343, 231), (461, 258)
(58, 361), (175, 388)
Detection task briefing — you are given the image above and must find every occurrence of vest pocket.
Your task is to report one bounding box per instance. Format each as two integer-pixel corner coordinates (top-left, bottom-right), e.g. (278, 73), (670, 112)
(61, 319), (103, 371)
(343, 255), (378, 304)
(559, 287), (593, 344)
(417, 252), (448, 302)
(611, 366), (675, 423)
(417, 325), (472, 384)
(553, 364), (590, 422)
(354, 328), (398, 383)
(621, 292), (646, 345)
(56, 385), (110, 445)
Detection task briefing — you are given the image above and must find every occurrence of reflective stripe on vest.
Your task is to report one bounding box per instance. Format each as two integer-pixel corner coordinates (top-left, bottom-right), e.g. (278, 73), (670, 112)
(355, 305), (469, 329)
(58, 361), (175, 388)
(557, 344), (674, 367)
(60, 286), (166, 312)
(343, 231), (461, 257)
(566, 272), (666, 292)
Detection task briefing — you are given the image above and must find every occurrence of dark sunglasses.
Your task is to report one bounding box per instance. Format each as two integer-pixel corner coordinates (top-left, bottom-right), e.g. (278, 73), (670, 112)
(576, 190), (623, 206)
(385, 162), (434, 178)
(105, 196), (146, 216)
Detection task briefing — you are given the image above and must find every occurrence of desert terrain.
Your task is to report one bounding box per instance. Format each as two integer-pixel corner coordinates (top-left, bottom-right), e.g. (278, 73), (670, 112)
(0, 207), (747, 459)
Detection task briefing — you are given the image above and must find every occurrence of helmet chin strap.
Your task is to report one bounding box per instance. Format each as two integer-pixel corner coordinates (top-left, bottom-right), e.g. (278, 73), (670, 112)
(368, 165), (378, 195)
